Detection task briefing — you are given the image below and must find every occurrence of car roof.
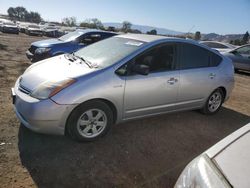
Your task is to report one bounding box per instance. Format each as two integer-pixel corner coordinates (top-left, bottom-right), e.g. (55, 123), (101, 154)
(76, 29), (117, 35)
(116, 33), (171, 42)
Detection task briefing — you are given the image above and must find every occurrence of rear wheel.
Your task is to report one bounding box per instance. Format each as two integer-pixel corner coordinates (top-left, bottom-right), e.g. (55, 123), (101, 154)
(66, 101), (113, 142)
(201, 88), (224, 115)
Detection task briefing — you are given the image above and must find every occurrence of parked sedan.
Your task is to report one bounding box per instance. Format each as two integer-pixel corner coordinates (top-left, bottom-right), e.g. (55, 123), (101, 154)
(25, 24), (43, 36)
(12, 34), (234, 141)
(1, 22), (19, 34)
(175, 122), (250, 188)
(200, 41), (236, 53)
(26, 29), (117, 62)
(222, 44), (250, 71)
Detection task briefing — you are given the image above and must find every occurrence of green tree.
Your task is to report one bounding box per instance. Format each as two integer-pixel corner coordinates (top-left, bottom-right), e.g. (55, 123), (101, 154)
(242, 31), (249, 45)
(91, 18), (104, 29)
(7, 6), (42, 23)
(194, 31), (201, 41)
(25, 11), (42, 23)
(147, 29), (157, 35)
(62, 17), (77, 27)
(79, 18), (104, 29)
(122, 21), (132, 33)
(7, 6), (28, 21)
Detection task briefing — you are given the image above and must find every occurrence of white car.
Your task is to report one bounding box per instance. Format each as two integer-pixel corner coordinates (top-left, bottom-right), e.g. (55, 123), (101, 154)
(200, 41), (236, 53)
(175, 122), (250, 188)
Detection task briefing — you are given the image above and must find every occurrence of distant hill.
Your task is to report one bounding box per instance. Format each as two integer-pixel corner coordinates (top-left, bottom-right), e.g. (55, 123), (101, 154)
(103, 22), (183, 35)
(201, 33), (244, 42)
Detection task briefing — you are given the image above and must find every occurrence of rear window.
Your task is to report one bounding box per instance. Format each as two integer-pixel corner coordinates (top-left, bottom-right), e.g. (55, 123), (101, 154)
(179, 43), (222, 69)
(210, 52), (222, 67)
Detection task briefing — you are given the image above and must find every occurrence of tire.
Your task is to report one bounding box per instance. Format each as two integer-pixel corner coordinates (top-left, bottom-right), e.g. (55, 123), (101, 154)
(200, 88), (224, 115)
(66, 100), (114, 142)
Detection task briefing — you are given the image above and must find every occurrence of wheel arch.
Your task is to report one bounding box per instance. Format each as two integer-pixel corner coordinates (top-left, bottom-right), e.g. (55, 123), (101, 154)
(65, 98), (118, 135)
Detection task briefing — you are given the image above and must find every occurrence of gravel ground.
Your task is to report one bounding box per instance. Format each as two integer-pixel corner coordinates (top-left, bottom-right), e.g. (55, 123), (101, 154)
(0, 33), (249, 188)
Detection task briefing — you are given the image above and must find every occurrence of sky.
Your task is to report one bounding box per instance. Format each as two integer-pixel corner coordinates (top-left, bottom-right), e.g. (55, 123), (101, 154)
(0, 0), (249, 34)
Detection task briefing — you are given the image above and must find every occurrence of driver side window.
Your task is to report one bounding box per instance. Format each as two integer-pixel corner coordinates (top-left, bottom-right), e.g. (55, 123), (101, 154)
(134, 44), (175, 73)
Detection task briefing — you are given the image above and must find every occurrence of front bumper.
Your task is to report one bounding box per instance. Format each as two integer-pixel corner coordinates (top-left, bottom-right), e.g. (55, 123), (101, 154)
(26, 50), (51, 62)
(12, 84), (77, 135)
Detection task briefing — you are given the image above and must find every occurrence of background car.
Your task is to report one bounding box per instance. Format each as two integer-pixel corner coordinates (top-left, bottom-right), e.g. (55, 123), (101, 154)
(13, 34), (234, 141)
(1, 21), (19, 34)
(222, 44), (250, 72)
(200, 41), (236, 53)
(26, 29), (117, 62)
(175, 122), (250, 188)
(25, 24), (43, 36)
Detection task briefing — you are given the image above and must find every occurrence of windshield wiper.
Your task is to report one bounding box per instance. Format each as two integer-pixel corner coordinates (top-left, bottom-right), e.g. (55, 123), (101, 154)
(72, 52), (93, 68)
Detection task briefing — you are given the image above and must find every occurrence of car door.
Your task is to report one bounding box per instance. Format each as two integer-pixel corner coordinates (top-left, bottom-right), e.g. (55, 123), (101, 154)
(122, 43), (180, 119)
(177, 43), (220, 110)
(231, 45), (250, 70)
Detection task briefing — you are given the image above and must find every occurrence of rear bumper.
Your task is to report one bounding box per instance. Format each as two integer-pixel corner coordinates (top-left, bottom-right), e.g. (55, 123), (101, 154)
(12, 84), (77, 135)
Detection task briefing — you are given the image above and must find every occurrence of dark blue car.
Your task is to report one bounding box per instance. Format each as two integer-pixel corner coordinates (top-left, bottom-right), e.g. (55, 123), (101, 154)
(26, 29), (117, 62)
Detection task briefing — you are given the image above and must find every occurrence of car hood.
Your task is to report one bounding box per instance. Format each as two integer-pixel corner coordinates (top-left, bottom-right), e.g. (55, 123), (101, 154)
(206, 123), (250, 188)
(214, 48), (232, 53)
(4, 25), (18, 28)
(32, 38), (64, 47)
(28, 28), (42, 31)
(19, 54), (95, 91)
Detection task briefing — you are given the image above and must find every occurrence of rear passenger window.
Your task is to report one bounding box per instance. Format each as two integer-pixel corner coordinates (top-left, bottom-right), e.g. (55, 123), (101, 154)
(180, 43), (210, 69)
(210, 53), (222, 67)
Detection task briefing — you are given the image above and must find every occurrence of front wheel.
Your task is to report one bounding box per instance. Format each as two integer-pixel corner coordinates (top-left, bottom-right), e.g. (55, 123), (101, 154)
(66, 101), (114, 142)
(201, 89), (224, 115)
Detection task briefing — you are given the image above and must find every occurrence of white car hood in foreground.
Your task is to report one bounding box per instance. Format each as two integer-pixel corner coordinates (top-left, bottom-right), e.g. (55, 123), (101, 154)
(20, 55), (94, 91)
(206, 123), (250, 188)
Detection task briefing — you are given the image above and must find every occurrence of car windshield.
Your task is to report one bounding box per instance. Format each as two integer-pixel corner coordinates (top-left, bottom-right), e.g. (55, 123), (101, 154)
(58, 30), (85, 42)
(74, 37), (145, 68)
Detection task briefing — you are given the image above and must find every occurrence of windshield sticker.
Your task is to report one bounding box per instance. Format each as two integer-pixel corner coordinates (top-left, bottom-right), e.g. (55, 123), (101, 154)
(125, 41), (143, 46)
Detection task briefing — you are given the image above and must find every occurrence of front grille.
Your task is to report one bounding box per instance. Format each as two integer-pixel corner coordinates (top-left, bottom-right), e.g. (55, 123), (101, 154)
(29, 45), (37, 54)
(18, 84), (31, 95)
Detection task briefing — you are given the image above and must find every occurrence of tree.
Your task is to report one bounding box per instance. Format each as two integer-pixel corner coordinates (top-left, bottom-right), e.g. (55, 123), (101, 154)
(242, 31), (249, 45)
(7, 6), (42, 23)
(194, 31), (201, 41)
(147, 29), (157, 35)
(91, 18), (104, 29)
(79, 18), (104, 29)
(62, 17), (77, 27)
(7, 6), (28, 21)
(25, 11), (42, 23)
(122, 21), (132, 33)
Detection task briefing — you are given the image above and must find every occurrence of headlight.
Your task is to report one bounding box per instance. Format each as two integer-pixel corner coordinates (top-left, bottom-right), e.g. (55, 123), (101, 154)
(35, 47), (51, 54)
(175, 155), (230, 188)
(30, 78), (76, 99)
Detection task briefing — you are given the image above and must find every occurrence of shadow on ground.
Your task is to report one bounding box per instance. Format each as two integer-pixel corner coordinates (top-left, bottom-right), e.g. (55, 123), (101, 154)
(18, 107), (250, 188)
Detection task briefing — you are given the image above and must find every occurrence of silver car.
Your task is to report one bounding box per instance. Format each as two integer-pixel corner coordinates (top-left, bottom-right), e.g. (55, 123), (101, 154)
(175, 122), (250, 188)
(200, 41), (236, 53)
(222, 44), (250, 71)
(12, 34), (234, 141)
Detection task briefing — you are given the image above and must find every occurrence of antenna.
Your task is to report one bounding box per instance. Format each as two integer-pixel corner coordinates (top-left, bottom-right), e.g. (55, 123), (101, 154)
(188, 25), (195, 34)
(186, 25), (195, 39)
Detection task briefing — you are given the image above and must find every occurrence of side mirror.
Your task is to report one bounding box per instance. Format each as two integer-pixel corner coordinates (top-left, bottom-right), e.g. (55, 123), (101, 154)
(131, 64), (150, 75)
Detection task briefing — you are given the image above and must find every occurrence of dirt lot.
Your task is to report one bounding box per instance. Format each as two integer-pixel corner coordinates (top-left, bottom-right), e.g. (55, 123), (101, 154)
(0, 33), (249, 188)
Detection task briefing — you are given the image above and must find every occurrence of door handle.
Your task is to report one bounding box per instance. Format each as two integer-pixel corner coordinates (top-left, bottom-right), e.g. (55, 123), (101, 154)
(209, 73), (216, 79)
(167, 78), (178, 85)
